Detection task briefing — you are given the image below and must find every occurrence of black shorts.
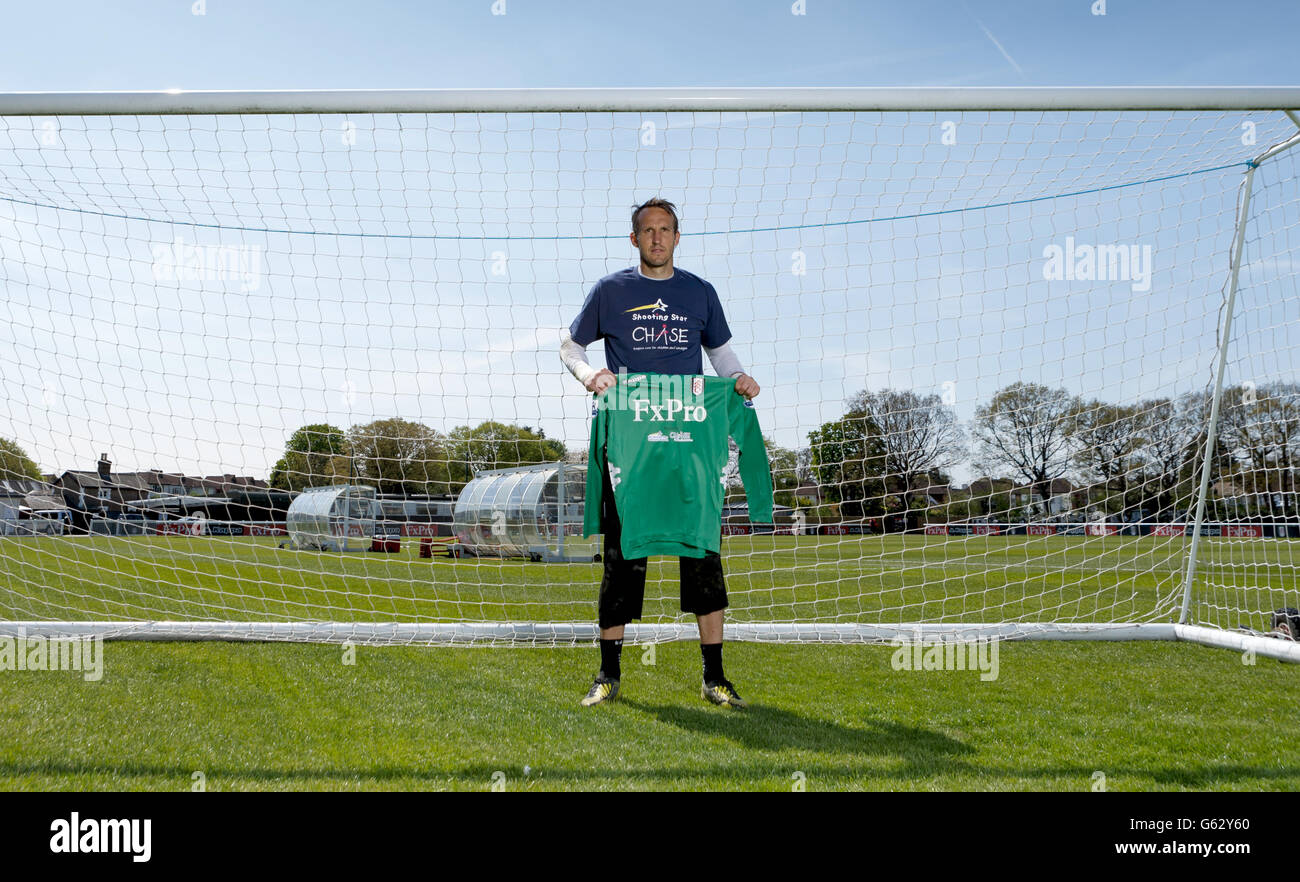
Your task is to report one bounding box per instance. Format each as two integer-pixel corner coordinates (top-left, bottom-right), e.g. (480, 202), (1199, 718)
(596, 460), (728, 629)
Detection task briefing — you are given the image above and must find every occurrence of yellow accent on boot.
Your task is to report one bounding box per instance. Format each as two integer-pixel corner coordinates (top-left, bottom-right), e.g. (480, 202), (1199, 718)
(580, 676), (620, 706)
(701, 679), (747, 708)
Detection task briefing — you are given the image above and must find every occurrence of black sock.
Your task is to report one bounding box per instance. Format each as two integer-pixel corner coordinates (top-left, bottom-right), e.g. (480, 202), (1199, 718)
(701, 642), (724, 683)
(600, 638), (623, 680)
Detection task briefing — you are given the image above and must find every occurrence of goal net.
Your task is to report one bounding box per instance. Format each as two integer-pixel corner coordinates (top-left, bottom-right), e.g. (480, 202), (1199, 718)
(0, 89), (1298, 655)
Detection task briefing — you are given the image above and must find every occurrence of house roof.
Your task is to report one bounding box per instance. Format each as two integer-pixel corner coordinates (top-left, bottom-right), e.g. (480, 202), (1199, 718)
(59, 470), (104, 489)
(24, 493), (67, 511)
(108, 472), (160, 491)
(59, 468), (270, 495)
(0, 479), (52, 498)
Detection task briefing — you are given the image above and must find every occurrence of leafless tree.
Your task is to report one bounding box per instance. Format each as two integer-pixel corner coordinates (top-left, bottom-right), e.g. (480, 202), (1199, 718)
(1070, 400), (1144, 516)
(972, 383), (1080, 513)
(848, 388), (965, 514)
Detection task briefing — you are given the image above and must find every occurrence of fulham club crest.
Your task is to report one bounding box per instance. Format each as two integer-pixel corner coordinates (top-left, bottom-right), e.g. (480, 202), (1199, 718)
(692, 377), (704, 396)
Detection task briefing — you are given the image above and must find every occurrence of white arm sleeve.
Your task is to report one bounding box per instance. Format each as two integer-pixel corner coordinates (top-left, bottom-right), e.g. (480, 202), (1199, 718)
(705, 340), (746, 379)
(560, 329), (599, 386)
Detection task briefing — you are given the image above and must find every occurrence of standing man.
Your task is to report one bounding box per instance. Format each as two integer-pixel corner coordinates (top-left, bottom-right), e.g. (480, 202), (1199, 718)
(560, 198), (761, 708)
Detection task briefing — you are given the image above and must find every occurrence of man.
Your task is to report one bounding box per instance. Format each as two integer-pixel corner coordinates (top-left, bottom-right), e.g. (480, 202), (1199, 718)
(560, 197), (761, 708)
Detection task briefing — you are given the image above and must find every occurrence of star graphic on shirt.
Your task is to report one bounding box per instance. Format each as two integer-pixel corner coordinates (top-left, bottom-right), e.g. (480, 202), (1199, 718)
(625, 298), (669, 313)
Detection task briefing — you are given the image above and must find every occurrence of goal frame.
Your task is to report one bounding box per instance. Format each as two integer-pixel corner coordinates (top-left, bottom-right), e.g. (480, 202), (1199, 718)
(2, 86), (1299, 662)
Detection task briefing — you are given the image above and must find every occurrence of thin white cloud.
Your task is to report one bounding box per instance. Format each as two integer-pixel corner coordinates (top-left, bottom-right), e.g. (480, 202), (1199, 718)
(975, 19), (1024, 77)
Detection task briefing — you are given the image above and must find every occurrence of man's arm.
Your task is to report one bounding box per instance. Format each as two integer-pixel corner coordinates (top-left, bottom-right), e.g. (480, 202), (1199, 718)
(704, 340), (744, 379)
(560, 329), (598, 385)
(560, 329), (615, 393)
(563, 279), (618, 394)
(705, 341), (760, 399)
(702, 282), (759, 398)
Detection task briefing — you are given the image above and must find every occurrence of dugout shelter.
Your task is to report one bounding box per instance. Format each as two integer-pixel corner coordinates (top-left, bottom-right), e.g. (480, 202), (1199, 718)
(286, 485), (378, 552)
(452, 462), (596, 562)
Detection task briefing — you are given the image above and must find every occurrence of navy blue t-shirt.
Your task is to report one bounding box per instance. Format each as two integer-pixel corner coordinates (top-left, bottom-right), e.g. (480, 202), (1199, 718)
(568, 267), (732, 376)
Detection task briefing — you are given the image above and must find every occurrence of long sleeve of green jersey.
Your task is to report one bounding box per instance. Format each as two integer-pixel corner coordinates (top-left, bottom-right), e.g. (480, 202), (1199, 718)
(728, 392), (775, 525)
(582, 373), (774, 559)
(582, 392), (607, 541)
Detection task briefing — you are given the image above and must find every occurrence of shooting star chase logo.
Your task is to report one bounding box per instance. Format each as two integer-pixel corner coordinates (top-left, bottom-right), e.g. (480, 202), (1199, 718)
(624, 298), (689, 346)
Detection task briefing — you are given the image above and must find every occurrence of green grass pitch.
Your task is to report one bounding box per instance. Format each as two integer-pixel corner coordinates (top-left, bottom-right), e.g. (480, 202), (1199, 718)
(0, 534), (1297, 791)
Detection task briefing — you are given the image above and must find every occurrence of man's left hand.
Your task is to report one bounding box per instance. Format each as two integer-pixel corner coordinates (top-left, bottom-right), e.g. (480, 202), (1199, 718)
(734, 374), (760, 399)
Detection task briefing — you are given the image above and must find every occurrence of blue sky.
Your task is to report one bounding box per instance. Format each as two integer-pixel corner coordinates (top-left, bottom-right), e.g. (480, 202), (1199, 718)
(0, 1), (1298, 483)
(2, 1), (1298, 91)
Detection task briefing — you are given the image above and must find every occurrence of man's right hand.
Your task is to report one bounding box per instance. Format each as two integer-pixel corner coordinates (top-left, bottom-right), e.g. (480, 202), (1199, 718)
(585, 368), (617, 395)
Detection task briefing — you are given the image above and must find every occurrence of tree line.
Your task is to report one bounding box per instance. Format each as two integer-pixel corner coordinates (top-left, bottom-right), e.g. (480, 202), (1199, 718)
(5, 379), (1295, 521)
(269, 418), (566, 495)
(788, 381), (1300, 523)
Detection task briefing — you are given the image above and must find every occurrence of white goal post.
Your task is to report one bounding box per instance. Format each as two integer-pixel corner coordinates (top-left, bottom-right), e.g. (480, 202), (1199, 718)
(1, 87), (1299, 661)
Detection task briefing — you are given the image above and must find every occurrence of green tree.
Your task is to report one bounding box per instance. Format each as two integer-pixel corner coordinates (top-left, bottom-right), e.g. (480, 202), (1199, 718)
(807, 412), (887, 519)
(0, 438), (42, 480)
(446, 421), (567, 488)
(269, 424), (349, 492)
(347, 418), (452, 496)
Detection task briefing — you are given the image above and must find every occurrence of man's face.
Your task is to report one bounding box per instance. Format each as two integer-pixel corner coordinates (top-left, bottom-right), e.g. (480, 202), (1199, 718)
(631, 207), (680, 269)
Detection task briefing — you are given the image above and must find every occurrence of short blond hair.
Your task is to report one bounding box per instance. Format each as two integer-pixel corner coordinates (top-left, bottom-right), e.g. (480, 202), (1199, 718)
(631, 198), (679, 234)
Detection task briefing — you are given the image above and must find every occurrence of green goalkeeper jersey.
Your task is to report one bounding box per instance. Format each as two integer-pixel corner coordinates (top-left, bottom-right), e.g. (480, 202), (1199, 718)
(583, 373), (774, 559)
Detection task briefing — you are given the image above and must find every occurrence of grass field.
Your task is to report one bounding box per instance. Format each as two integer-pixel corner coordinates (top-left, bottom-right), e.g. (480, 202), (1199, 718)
(2, 533), (1296, 626)
(1, 534), (1298, 791)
